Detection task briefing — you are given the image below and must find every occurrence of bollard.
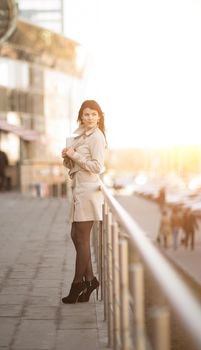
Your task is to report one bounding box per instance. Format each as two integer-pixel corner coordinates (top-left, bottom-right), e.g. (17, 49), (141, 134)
(57, 183), (62, 197)
(52, 183), (58, 197)
(35, 183), (41, 197)
(61, 182), (67, 196)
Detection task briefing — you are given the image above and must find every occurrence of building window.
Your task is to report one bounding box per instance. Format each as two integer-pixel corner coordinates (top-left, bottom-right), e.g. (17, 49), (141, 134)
(18, 0), (61, 11)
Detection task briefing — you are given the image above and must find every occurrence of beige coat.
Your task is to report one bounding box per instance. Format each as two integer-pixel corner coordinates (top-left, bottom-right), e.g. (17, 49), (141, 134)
(63, 126), (106, 222)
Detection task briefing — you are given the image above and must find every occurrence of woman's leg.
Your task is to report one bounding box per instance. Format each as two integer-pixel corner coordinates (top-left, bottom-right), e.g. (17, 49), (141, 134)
(73, 221), (94, 283)
(71, 223), (77, 250)
(71, 222), (94, 280)
(85, 248), (94, 281)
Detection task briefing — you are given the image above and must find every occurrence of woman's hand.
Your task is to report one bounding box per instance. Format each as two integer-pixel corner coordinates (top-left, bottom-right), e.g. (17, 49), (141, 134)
(61, 148), (68, 158)
(61, 147), (75, 159)
(66, 147), (75, 158)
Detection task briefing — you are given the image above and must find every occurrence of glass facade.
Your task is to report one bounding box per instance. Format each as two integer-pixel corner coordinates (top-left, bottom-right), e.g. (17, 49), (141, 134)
(0, 18), (84, 194)
(0, 58), (44, 134)
(0, 20), (82, 76)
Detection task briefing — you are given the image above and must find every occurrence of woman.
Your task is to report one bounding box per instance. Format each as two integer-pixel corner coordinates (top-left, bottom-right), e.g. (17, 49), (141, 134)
(61, 100), (106, 303)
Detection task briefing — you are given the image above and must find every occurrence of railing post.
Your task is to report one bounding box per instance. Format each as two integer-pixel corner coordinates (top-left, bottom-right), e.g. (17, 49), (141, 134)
(91, 221), (100, 282)
(150, 306), (170, 350)
(107, 211), (113, 347)
(97, 221), (102, 300)
(100, 209), (104, 301)
(95, 221), (99, 263)
(129, 263), (146, 350)
(99, 180), (201, 350)
(112, 221), (121, 350)
(119, 237), (130, 350)
(102, 201), (108, 321)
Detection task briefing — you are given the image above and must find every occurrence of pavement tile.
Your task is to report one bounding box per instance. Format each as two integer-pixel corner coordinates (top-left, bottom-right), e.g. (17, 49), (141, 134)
(59, 313), (97, 329)
(41, 257), (64, 264)
(0, 305), (23, 317)
(0, 294), (27, 305)
(4, 279), (32, 287)
(0, 318), (19, 346)
(16, 258), (41, 265)
(27, 296), (60, 307)
(55, 329), (99, 350)
(36, 273), (62, 280)
(23, 306), (57, 320)
(9, 271), (36, 279)
(12, 266), (36, 272)
(0, 270), (9, 278)
(12, 320), (56, 349)
(60, 302), (96, 317)
(0, 286), (30, 295)
(30, 287), (60, 298)
(33, 279), (61, 288)
(37, 267), (63, 273)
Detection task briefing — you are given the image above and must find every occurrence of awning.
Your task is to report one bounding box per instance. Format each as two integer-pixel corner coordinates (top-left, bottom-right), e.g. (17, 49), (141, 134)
(0, 119), (39, 141)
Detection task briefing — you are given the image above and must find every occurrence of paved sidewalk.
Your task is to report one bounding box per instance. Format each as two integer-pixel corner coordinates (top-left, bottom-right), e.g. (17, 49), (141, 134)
(117, 194), (201, 288)
(161, 242), (201, 287)
(136, 197), (201, 287)
(0, 193), (108, 350)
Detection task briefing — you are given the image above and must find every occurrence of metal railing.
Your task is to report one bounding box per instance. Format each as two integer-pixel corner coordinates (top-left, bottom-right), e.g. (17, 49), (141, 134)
(92, 180), (201, 350)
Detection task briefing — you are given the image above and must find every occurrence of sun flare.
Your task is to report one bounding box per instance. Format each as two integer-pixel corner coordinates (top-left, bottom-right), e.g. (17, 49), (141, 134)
(64, 0), (201, 149)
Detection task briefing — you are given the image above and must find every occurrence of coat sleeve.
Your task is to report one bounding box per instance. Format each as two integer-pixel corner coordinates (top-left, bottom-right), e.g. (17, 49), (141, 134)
(70, 133), (106, 174)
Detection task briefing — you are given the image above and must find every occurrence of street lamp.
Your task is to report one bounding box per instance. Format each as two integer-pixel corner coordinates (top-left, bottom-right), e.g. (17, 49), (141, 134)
(0, 0), (18, 44)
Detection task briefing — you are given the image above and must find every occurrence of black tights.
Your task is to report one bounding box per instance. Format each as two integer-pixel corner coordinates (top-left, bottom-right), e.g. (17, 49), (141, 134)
(71, 221), (94, 283)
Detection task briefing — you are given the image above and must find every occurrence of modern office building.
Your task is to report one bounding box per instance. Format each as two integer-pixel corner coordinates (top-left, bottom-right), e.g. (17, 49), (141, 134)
(0, 1), (84, 194)
(16, 0), (64, 34)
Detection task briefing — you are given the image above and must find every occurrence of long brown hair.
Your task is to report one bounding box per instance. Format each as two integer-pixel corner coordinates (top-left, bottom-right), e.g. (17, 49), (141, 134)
(77, 100), (106, 138)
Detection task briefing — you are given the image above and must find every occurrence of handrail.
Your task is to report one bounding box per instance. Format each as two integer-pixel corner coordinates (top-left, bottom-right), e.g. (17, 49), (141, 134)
(99, 179), (201, 348)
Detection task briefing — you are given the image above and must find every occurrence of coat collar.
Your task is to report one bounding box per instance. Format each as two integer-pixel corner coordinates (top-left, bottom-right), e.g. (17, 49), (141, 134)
(73, 125), (98, 137)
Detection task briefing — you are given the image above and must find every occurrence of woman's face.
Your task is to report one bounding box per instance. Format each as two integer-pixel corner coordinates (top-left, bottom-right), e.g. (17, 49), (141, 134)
(81, 107), (100, 130)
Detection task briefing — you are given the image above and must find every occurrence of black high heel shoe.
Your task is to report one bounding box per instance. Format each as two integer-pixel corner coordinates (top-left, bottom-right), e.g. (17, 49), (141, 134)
(62, 281), (86, 304)
(78, 277), (100, 302)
